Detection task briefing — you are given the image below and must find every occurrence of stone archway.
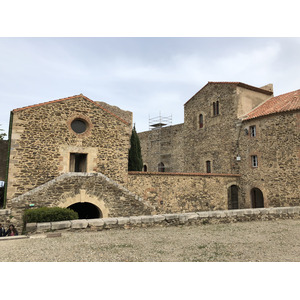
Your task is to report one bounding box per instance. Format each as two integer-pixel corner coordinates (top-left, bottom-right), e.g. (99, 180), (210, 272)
(68, 202), (102, 219)
(251, 188), (264, 208)
(58, 189), (109, 218)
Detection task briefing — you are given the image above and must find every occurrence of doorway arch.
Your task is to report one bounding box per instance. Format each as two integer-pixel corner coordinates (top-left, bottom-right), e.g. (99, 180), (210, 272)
(228, 185), (239, 209)
(67, 202), (102, 219)
(251, 188), (264, 208)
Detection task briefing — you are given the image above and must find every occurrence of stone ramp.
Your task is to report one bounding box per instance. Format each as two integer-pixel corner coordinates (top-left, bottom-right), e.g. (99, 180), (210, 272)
(8, 172), (156, 227)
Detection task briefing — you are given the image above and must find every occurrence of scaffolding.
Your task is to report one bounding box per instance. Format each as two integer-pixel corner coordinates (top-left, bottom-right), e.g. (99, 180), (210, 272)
(148, 114), (172, 172)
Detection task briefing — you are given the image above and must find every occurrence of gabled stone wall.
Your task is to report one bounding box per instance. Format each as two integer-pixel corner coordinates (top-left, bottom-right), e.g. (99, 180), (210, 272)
(6, 96), (132, 202)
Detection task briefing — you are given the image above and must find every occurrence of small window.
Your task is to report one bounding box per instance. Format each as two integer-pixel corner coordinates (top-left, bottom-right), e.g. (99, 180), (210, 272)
(71, 119), (87, 134)
(250, 125), (256, 137)
(206, 160), (211, 173)
(143, 164), (148, 172)
(70, 153), (87, 172)
(213, 101), (220, 116)
(158, 162), (165, 172)
(199, 114), (204, 129)
(251, 155), (258, 167)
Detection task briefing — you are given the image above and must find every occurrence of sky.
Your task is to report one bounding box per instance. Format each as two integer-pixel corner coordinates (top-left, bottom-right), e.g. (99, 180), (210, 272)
(1, 37), (300, 137)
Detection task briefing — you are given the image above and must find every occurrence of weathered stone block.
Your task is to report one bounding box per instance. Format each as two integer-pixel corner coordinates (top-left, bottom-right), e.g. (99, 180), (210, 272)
(141, 215), (154, 224)
(87, 219), (104, 227)
(197, 211), (209, 218)
(0, 209), (11, 216)
(71, 219), (88, 229)
(103, 218), (118, 226)
(153, 215), (165, 223)
(51, 221), (71, 230)
(185, 213), (199, 220)
(117, 217), (130, 225)
(164, 214), (180, 221)
(37, 222), (51, 231)
(129, 216), (142, 224)
(26, 222), (37, 232)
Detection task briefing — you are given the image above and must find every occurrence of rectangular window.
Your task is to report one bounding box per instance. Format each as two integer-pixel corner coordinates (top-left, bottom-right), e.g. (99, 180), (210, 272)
(206, 160), (211, 173)
(250, 125), (256, 137)
(70, 153), (87, 172)
(251, 155), (258, 167)
(213, 101), (220, 116)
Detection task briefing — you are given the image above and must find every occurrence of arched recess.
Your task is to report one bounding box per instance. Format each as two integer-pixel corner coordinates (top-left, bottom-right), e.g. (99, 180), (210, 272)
(251, 187), (264, 208)
(58, 189), (109, 218)
(228, 185), (239, 209)
(68, 202), (102, 219)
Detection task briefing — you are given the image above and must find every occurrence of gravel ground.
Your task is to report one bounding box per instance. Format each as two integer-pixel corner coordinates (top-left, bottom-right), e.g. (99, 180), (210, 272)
(1, 219), (300, 262)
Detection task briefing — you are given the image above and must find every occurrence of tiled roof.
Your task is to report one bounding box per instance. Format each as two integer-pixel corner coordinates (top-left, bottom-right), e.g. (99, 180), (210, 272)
(184, 81), (273, 105)
(243, 89), (300, 121)
(12, 94), (129, 125)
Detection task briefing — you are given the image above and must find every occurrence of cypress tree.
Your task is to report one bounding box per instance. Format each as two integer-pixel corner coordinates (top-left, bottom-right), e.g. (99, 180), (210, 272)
(128, 125), (143, 171)
(0, 124), (6, 140)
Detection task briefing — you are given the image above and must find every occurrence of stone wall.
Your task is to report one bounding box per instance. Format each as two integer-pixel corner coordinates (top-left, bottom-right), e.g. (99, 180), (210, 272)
(183, 83), (270, 174)
(8, 172), (154, 228)
(239, 111), (300, 207)
(0, 209), (11, 226)
(127, 172), (240, 214)
(25, 206), (300, 234)
(6, 96), (132, 202)
(138, 123), (185, 172)
(0, 140), (8, 181)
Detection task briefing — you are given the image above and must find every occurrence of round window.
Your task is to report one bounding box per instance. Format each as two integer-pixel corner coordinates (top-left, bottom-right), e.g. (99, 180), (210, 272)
(71, 119), (87, 134)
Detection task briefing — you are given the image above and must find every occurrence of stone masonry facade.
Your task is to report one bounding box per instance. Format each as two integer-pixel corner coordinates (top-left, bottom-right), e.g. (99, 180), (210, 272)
(1, 81), (299, 228)
(138, 82), (300, 209)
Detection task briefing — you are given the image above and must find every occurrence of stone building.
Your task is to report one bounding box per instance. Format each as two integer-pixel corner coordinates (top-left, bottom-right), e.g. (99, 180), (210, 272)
(138, 82), (300, 210)
(1, 81), (299, 227)
(3, 94), (154, 224)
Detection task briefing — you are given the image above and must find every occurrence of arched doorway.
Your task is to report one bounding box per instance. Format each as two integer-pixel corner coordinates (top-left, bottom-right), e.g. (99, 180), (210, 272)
(251, 188), (264, 208)
(68, 202), (102, 219)
(228, 185), (239, 209)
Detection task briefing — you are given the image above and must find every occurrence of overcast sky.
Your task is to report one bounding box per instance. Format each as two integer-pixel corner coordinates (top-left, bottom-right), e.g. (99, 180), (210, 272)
(0, 37), (300, 137)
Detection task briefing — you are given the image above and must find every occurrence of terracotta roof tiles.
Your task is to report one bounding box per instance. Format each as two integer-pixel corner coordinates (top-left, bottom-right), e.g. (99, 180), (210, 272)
(243, 89), (300, 121)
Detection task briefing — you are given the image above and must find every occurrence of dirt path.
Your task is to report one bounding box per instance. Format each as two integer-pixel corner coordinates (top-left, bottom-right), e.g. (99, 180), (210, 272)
(1, 219), (300, 262)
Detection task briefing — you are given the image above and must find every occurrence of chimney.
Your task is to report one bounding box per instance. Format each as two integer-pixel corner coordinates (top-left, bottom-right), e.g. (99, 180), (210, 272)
(260, 83), (273, 94)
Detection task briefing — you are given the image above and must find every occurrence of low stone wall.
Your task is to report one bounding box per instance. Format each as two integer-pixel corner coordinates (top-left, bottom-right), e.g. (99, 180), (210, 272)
(26, 206), (300, 234)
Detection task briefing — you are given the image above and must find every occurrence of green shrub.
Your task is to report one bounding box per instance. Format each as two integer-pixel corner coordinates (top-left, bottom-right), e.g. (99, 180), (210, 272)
(23, 207), (79, 224)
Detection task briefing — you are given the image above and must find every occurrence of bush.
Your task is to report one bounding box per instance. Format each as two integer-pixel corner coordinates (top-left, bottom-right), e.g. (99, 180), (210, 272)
(23, 207), (79, 224)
